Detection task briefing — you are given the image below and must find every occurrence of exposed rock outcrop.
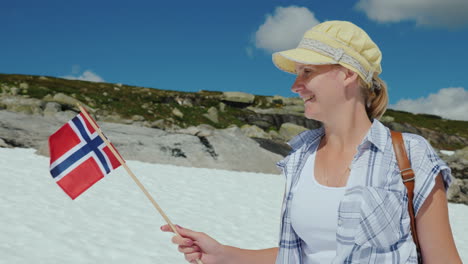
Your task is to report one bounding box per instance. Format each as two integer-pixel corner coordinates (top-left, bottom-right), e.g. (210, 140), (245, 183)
(222, 91), (255, 105)
(279, 123), (309, 141)
(446, 147), (468, 180)
(0, 110), (283, 174)
(384, 121), (468, 149)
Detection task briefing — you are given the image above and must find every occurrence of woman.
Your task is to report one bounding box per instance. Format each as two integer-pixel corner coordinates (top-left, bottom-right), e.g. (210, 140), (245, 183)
(161, 21), (462, 263)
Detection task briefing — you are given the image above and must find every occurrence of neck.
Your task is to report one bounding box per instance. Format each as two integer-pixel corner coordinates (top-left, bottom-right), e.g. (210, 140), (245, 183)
(320, 103), (372, 153)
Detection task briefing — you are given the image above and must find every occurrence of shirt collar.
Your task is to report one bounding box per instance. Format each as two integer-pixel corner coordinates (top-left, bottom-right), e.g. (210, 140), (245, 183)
(287, 126), (324, 151)
(368, 118), (390, 152)
(364, 118), (389, 152)
(287, 118), (389, 152)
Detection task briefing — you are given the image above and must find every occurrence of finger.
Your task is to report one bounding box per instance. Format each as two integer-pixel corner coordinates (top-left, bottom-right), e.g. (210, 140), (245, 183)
(178, 245), (200, 254)
(184, 252), (202, 262)
(172, 235), (194, 246)
(174, 225), (204, 241)
(160, 224), (178, 233)
(160, 224), (188, 233)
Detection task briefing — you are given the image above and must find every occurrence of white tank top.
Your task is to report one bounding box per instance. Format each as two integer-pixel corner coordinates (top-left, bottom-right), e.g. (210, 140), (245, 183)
(290, 148), (347, 264)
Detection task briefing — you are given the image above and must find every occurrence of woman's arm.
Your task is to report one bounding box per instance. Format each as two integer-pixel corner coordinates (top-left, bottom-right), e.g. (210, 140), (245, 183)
(221, 246), (278, 264)
(161, 224), (278, 264)
(416, 173), (462, 263)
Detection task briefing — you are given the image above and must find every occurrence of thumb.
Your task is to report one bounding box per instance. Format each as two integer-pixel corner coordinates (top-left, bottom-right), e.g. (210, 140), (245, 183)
(175, 225), (204, 241)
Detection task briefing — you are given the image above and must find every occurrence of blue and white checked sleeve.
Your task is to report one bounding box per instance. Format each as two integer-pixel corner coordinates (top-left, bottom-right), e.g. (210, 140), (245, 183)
(405, 133), (453, 216)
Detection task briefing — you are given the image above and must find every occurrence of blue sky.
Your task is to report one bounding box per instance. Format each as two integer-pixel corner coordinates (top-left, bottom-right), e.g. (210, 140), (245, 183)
(1, 0), (468, 120)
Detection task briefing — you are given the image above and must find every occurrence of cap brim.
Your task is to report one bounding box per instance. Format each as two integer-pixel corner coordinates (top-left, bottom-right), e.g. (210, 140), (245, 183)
(272, 48), (336, 74)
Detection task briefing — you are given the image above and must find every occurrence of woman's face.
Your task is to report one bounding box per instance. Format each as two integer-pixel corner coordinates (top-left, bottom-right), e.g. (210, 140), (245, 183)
(292, 63), (347, 121)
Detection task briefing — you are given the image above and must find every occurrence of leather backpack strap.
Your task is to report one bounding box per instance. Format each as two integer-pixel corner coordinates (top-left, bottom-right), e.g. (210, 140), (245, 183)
(390, 131), (422, 263)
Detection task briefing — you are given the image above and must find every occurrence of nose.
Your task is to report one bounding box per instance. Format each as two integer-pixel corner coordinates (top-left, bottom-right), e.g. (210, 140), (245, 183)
(291, 76), (304, 94)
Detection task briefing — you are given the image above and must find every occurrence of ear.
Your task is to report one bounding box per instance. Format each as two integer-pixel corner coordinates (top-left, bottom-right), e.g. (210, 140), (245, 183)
(342, 67), (359, 87)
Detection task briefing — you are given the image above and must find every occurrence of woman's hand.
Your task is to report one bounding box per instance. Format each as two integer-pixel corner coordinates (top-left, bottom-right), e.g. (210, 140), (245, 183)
(160, 224), (226, 264)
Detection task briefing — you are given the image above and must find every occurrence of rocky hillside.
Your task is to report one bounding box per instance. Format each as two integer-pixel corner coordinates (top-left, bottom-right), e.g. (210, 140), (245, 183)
(0, 73), (467, 150)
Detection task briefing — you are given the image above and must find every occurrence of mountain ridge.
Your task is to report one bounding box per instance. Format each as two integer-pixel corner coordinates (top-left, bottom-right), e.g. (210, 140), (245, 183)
(1, 73), (467, 150)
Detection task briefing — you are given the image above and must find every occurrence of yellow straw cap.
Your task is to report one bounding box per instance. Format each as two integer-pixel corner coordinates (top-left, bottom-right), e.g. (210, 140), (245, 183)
(272, 20), (382, 87)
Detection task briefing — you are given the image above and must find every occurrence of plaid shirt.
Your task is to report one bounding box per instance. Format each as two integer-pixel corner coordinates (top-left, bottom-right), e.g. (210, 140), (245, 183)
(275, 119), (452, 264)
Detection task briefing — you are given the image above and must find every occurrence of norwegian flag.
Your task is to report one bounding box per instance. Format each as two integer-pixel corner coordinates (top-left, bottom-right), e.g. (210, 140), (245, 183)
(49, 112), (123, 199)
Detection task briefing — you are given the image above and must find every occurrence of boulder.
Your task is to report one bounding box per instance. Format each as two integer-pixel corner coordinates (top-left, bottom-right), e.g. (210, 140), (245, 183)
(203, 107), (219, 123)
(0, 110), (61, 150)
(267, 96), (302, 106)
(47, 93), (95, 113)
(43, 102), (62, 116)
(177, 126), (201, 136)
(447, 178), (468, 204)
(175, 96), (193, 107)
(268, 130), (284, 141)
(283, 105), (305, 113)
(250, 120), (274, 130)
(222, 92), (255, 104)
(131, 115), (145, 122)
(149, 119), (166, 129)
(0, 95), (44, 114)
(242, 107), (321, 130)
(10, 87), (20, 96)
(195, 124), (216, 137)
(279, 122), (309, 141)
(283, 97), (303, 105)
(159, 119), (182, 133)
(240, 124), (271, 139)
(453, 146), (468, 160)
(19, 82), (29, 89)
(446, 146), (468, 179)
(0, 138), (11, 148)
(172, 108), (184, 118)
(219, 102), (226, 112)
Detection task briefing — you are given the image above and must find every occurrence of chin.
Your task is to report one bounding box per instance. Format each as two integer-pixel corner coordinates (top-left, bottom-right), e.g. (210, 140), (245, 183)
(304, 111), (321, 121)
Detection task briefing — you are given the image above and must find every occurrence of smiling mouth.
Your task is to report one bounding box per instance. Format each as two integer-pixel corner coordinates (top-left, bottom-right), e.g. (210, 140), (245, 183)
(302, 95), (315, 103)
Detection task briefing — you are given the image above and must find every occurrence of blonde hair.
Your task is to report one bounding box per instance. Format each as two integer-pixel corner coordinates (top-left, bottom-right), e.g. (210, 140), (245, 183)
(359, 74), (388, 120)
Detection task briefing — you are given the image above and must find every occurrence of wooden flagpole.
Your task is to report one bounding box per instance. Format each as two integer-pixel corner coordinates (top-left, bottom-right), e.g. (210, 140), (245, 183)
(78, 105), (203, 264)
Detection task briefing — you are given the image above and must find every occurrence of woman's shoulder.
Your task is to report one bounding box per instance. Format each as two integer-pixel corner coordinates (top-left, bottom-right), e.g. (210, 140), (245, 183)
(399, 132), (439, 161)
(391, 131), (441, 171)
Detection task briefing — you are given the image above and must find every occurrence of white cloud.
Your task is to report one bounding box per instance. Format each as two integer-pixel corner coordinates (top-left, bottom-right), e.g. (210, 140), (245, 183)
(254, 6), (320, 53)
(389, 87), (468, 121)
(355, 0), (468, 28)
(62, 70), (105, 83)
